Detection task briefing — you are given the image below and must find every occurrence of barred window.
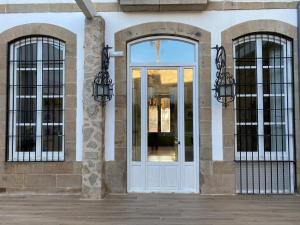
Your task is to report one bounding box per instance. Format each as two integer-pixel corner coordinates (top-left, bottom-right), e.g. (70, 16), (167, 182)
(7, 36), (65, 162)
(234, 34), (295, 194)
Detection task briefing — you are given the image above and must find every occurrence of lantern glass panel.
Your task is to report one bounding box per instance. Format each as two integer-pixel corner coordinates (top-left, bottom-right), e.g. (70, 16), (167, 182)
(219, 84), (232, 97)
(103, 85), (109, 96)
(97, 84), (104, 96)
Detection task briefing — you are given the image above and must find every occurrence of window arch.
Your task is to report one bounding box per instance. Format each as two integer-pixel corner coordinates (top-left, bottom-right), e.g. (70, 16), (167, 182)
(8, 36), (65, 162)
(234, 33), (294, 194)
(129, 37), (197, 65)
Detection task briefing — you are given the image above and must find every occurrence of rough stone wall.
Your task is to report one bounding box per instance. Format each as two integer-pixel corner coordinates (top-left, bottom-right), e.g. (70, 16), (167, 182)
(82, 17), (106, 199)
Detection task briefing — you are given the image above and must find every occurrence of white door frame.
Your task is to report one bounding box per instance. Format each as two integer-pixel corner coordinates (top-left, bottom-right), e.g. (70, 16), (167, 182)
(127, 36), (199, 193)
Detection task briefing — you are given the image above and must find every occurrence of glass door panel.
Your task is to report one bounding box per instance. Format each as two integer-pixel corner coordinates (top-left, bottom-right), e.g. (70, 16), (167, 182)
(132, 69), (141, 161)
(147, 69), (178, 162)
(184, 68), (194, 162)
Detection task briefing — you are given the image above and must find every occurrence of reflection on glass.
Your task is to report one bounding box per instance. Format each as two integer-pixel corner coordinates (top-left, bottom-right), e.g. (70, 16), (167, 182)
(148, 97), (158, 133)
(43, 70), (63, 95)
(17, 71), (37, 95)
(42, 125), (63, 152)
(16, 43), (37, 68)
(263, 68), (284, 94)
(132, 69), (141, 161)
(262, 41), (284, 66)
(160, 98), (170, 133)
(263, 96), (285, 123)
(147, 69), (178, 162)
(184, 69), (194, 162)
(264, 125), (286, 152)
(235, 41), (256, 66)
(263, 40), (287, 153)
(131, 39), (195, 64)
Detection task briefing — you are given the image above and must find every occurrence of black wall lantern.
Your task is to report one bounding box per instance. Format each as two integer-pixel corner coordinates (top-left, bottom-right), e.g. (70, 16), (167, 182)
(93, 45), (114, 106)
(212, 45), (235, 107)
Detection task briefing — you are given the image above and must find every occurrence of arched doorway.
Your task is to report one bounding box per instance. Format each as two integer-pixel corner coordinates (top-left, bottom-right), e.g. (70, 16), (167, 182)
(127, 36), (199, 192)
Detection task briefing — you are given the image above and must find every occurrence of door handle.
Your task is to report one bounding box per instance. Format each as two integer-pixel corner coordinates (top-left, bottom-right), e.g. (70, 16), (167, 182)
(174, 138), (180, 145)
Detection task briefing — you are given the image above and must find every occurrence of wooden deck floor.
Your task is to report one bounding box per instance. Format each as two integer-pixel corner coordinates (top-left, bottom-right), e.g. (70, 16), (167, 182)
(0, 194), (299, 225)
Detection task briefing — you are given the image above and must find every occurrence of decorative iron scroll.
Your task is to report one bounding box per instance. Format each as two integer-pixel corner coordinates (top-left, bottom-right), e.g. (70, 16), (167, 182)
(212, 45), (235, 107)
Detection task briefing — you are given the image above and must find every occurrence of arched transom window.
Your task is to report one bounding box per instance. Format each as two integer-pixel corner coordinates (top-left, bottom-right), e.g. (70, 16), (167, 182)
(129, 38), (196, 65)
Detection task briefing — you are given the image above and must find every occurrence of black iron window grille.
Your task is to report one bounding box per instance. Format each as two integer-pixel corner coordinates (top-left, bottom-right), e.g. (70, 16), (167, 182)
(234, 33), (295, 194)
(7, 36), (65, 162)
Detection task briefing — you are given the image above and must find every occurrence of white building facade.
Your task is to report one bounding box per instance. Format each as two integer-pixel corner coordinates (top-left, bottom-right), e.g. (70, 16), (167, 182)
(0, 0), (298, 197)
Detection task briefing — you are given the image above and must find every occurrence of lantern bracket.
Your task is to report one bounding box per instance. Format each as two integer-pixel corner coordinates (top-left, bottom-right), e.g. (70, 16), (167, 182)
(92, 45), (114, 106)
(212, 45), (235, 107)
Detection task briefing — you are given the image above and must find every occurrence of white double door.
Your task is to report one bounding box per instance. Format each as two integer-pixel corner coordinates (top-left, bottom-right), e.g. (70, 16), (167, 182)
(128, 67), (199, 193)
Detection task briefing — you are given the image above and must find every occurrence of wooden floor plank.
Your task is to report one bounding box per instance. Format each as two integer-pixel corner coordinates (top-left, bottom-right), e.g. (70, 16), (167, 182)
(0, 194), (299, 225)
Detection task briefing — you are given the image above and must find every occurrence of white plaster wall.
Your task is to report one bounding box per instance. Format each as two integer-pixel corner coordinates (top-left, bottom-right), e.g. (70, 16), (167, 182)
(0, 12), (85, 161)
(99, 9), (297, 161)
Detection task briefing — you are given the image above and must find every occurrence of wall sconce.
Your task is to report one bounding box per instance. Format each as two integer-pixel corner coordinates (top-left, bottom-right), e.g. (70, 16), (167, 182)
(212, 45), (235, 107)
(93, 45), (114, 106)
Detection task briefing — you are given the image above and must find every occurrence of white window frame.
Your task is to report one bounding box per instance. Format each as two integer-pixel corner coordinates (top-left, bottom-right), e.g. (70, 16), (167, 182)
(234, 34), (294, 162)
(8, 37), (65, 162)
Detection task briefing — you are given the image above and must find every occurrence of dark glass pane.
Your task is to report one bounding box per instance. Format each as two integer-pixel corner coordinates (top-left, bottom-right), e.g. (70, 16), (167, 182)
(236, 97), (257, 123)
(235, 41), (256, 66)
(236, 69), (256, 94)
(132, 69), (141, 161)
(263, 97), (285, 123)
(237, 125), (257, 152)
(16, 98), (36, 123)
(16, 43), (37, 68)
(42, 125), (63, 152)
(16, 70), (37, 95)
(42, 70), (63, 95)
(42, 98), (63, 123)
(263, 68), (284, 94)
(262, 41), (284, 66)
(264, 125), (286, 152)
(16, 125), (36, 152)
(43, 42), (64, 68)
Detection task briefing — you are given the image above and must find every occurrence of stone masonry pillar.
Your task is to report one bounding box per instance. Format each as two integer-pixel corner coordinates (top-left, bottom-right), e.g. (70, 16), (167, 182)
(82, 17), (106, 199)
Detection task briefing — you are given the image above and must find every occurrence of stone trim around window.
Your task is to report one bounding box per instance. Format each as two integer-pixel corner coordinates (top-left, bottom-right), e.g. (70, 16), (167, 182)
(0, 23), (80, 193)
(109, 21), (214, 194)
(221, 20), (299, 192)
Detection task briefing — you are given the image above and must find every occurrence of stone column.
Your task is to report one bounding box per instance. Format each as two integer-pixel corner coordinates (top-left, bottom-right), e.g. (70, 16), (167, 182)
(82, 17), (106, 199)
